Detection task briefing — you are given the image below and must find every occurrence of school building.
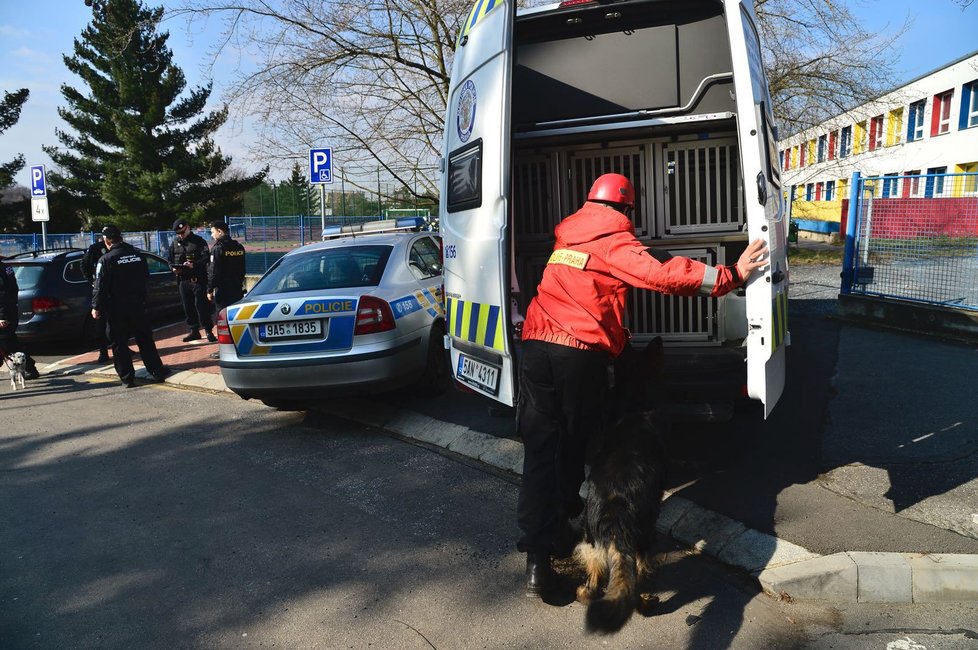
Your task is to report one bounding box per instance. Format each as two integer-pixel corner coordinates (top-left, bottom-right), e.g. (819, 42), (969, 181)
(779, 50), (978, 241)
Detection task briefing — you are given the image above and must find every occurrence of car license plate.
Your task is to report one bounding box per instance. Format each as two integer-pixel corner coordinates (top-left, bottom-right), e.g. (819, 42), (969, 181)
(258, 319), (324, 341)
(456, 353), (500, 396)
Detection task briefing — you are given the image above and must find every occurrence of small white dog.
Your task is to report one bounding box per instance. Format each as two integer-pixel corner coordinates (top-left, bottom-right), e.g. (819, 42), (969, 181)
(6, 351), (27, 390)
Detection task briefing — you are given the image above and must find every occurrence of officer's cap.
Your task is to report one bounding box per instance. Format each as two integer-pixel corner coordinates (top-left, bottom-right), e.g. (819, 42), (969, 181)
(210, 219), (230, 233)
(172, 218), (190, 232)
(101, 225), (122, 239)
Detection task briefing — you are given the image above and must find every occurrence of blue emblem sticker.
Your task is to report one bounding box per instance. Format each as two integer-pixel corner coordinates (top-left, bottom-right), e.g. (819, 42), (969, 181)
(456, 79), (477, 143)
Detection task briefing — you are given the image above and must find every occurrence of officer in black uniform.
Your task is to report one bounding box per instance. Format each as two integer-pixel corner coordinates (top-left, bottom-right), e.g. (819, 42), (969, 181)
(82, 230), (110, 362)
(168, 218), (214, 342)
(91, 225), (169, 388)
(0, 257), (40, 379)
(207, 220), (246, 313)
(205, 220), (247, 360)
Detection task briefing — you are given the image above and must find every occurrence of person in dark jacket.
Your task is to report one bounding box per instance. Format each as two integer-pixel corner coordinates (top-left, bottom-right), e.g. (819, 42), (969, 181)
(168, 218), (213, 342)
(206, 220), (246, 360)
(91, 226), (169, 388)
(516, 173), (769, 597)
(82, 231), (111, 362)
(0, 257), (40, 379)
(207, 220), (246, 312)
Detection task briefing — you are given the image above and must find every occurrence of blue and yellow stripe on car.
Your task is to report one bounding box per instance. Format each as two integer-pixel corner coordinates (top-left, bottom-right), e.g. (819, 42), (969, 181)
(390, 286), (445, 321)
(457, 0), (501, 45)
(447, 297), (504, 351)
(226, 300), (358, 357)
(771, 290), (788, 350)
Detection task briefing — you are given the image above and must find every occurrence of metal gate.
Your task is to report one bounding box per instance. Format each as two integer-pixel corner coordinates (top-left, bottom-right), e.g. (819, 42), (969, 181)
(841, 171), (978, 310)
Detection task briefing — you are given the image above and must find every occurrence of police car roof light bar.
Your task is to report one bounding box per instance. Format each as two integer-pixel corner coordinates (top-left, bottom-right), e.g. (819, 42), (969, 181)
(321, 217), (425, 240)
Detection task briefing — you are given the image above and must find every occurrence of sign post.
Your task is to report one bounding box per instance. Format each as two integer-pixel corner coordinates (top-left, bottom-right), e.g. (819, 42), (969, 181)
(309, 148), (334, 234)
(30, 165), (49, 249)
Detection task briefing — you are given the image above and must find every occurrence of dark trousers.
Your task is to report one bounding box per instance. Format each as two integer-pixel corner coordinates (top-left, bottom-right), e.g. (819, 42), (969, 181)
(213, 287), (244, 316)
(85, 311), (110, 354)
(106, 310), (164, 383)
(179, 279), (213, 331)
(516, 339), (609, 554)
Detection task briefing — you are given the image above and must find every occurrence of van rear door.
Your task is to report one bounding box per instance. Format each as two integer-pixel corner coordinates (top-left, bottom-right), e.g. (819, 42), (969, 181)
(440, 0), (517, 405)
(725, 0), (789, 417)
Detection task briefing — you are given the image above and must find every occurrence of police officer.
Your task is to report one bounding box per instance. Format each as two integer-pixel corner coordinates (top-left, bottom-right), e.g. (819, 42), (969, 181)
(207, 220), (246, 313)
(91, 226), (169, 388)
(82, 230), (110, 362)
(0, 256), (40, 379)
(206, 220), (246, 359)
(168, 218), (214, 342)
(516, 173), (769, 597)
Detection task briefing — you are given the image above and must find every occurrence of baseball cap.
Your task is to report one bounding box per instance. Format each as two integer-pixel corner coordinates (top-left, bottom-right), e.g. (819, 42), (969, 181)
(101, 225), (122, 238)
(172, 218), (189, 232)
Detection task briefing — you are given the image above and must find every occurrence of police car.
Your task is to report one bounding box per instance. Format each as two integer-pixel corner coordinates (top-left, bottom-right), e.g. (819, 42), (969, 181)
(217, 218), (448, 408)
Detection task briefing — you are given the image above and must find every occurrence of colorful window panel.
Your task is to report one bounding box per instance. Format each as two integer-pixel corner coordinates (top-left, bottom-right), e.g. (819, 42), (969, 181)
(908, 100), (926, 141)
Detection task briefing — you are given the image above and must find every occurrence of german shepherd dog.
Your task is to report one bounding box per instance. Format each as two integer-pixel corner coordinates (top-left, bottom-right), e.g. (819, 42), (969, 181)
(575, 337), (666, 634)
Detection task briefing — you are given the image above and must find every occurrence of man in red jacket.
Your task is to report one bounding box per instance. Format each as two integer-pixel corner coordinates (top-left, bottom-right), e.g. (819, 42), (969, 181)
(518, 173), (769, 597)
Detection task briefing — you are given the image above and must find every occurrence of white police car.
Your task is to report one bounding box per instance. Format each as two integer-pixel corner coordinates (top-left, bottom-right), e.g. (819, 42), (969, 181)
(216, 218), (448, 408)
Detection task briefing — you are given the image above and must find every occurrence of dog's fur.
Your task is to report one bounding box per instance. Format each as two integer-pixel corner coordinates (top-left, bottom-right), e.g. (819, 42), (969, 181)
(6, 351), (28, 390)
(575, 338), (666, 634)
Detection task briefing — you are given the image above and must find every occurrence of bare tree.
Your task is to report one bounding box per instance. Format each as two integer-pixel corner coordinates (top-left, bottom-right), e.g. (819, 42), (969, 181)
(171, 0), (910, 196)
(755, 0), (908, 136)
(169, 0), (470, 202)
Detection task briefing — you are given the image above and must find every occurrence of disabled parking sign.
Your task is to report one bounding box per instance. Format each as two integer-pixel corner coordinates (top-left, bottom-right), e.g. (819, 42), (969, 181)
(30, 165), (47, 197)
(309, 148), (333, 184)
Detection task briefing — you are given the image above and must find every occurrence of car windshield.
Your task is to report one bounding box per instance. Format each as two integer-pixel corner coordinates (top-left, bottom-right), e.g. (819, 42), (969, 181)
(251, 244), (393, 295)
(11, 264), (45, 291)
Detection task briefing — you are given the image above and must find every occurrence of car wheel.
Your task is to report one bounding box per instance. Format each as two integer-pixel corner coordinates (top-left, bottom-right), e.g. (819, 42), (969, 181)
(415, 323), (451, 397)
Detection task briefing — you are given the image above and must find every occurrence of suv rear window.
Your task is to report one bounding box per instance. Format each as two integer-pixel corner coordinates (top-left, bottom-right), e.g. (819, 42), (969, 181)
(251, 245), (393, 295)
(11, 264), (45, 291)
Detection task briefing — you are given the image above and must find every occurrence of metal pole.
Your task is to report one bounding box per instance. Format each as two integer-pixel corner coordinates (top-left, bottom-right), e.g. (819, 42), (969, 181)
(841, 171), (861, 295)
(321, 184), (326, 234)
(341, 172), (347, 222)
(41, 222), (48, 249)
(377, 167), (382, 218)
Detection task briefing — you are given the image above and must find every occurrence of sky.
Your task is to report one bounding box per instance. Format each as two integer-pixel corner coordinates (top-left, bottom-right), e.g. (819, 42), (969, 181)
(1, 0), (976, 190)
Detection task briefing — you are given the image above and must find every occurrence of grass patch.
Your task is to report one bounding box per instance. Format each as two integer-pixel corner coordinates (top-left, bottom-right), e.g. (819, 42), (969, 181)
(787, 245), (844, 266)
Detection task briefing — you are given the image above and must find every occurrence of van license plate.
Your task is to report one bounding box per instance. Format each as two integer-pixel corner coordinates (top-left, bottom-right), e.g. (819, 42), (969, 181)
(259, 320), (323, 340)
(456, 354), (500, 396)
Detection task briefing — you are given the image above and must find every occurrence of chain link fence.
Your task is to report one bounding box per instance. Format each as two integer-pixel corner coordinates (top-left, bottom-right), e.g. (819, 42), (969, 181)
(842, 172), (978, 310)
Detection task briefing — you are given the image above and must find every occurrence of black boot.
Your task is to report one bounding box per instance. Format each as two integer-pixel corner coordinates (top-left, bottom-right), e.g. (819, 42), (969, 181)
(205, 329), (217, 343)
(525, 552), (553, 598)
(182, 328), (201, 342)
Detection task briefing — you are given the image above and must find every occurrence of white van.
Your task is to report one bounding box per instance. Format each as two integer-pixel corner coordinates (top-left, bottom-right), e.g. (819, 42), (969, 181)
(439, 0), (789, 419)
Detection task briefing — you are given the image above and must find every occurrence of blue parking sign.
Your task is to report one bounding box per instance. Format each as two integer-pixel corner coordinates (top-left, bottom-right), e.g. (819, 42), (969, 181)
(309, 148), (333, 184)
(30, 165), (47, 197)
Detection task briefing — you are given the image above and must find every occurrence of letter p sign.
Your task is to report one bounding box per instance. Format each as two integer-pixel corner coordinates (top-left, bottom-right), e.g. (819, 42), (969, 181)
(309, 148), (333, 184)
(30, 165), (47, 197)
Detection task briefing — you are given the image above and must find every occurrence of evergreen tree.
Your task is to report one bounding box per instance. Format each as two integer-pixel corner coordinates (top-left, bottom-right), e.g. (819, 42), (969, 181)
(0, 88), (29, 189)
(280, 163), (314, 216)
(44, 0), (265, 229)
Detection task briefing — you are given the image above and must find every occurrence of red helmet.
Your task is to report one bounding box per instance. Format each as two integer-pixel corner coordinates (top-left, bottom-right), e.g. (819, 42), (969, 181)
(587, 173), (635, 208)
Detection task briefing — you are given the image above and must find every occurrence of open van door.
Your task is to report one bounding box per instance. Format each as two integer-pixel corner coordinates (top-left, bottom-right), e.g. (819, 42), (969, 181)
(440, 0), (517, 405)
(725, 0), (789, 417)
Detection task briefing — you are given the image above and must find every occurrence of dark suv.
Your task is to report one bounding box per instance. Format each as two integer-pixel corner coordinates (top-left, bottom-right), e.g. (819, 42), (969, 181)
(6, 248), (183, 344)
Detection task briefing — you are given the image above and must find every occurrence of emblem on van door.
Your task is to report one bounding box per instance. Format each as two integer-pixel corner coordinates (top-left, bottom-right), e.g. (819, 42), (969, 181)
(456, 79), (477, 143)
(281, 304), (291, 315)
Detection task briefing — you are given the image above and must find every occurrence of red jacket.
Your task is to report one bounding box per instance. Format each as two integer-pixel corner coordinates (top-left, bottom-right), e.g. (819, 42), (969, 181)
(521, 202), (743, 357)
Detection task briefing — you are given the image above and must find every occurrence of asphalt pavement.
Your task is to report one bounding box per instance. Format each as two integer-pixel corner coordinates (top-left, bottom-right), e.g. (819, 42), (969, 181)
(36, 253), (978, 604)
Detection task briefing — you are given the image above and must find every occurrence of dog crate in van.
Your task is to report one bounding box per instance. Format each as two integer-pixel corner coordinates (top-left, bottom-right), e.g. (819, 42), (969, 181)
(440, 0), (789, 419)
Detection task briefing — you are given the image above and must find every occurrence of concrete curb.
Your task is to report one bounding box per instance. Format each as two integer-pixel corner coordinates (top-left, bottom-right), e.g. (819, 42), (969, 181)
(48, 362), (978, 603)
(317, 401), (978, 604)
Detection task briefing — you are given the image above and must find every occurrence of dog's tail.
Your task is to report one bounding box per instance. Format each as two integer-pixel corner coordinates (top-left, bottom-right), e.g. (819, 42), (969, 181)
(585, 539), (637, 634)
